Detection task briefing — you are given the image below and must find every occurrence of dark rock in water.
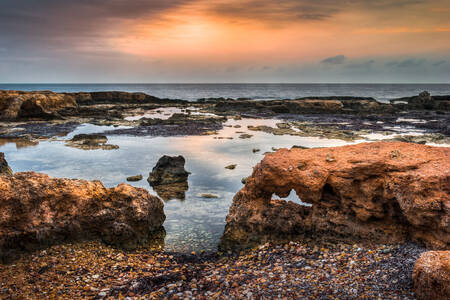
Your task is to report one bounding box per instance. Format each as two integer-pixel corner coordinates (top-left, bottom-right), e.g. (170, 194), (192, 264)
(0, 153), (12, 176)
(152, 182), (189, 201)
(148, 155), (190, 186)
(66, 134), (119, 150)
(225, 164), (237, 170)
(127, 175), (143, 182)
(0, 172), (165, 260)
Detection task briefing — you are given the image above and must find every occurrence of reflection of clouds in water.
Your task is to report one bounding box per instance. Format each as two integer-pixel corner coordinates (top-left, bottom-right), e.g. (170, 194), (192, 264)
(0, 116), (413, 252)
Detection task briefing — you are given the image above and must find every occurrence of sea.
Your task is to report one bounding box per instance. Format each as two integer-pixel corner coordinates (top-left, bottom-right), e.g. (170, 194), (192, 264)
(0, 83), (449, 102)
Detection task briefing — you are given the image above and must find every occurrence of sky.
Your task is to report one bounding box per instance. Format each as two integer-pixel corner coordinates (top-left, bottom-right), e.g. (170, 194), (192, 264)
(1, 0), (450, 83)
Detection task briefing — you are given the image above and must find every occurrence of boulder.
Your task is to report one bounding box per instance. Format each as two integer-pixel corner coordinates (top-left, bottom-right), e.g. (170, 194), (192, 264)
(413, 251), (450, 300)
(0, 153), (12, 176)
(0, 172), (165, 259)
(148, 155), (190, 186)
(220, 142), (449, 250)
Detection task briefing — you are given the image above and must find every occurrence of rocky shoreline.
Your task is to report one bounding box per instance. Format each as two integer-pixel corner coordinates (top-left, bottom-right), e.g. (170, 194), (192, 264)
(0, 90), (449, 145)
(0, 90), (449, 299)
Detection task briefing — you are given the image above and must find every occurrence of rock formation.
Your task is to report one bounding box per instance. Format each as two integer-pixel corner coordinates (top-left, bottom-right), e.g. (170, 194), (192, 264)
(220, 142), (449, 250)
(0, 153), (12, 176)
(65, 134), (119, 150)
(0, 171), (165, 260)
(413, 251), (450, 300)
(0, 90), (77, 120)
(148, 155), (190, 201)
(148, 155), (190, 186)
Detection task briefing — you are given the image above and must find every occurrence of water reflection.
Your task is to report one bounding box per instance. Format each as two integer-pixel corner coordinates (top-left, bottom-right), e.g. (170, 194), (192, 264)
(2, 116), (443, 252)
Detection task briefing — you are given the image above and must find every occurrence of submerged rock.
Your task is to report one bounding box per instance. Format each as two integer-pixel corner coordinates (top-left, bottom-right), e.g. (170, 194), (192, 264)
(66, 134), (119, 150)
(220, 142), (450, 250)
(413, 251), (450, 300)
(0, 153), (12, 176)
(197, 193), (219, 199)
(225, 164), (237, 170)
(0, 172), (165, 260)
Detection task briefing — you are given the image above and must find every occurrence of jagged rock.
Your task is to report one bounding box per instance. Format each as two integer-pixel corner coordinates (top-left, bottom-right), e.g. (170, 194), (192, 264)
(65, 134), (119, 150)
(413, 251), (450, 300)
(0, 153), (12, 176)
(0, 172), (165, 259)
(148, 155), (190, 186)
(220, 142), (449, 250)
(0, 90), (77, 120)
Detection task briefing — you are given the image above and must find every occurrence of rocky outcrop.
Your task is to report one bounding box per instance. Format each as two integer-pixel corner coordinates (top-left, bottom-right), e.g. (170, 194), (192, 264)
(391, 91), (450, 111)
(220, 142), (449, 250)
(0, 172), (165, 259)
(214, 97), (394, 115)
(0, 90), (77, 120)
(148, 155), (190, 201)
(413, 251), (450, 300)
(68, 91), (187, 105)
(0, 153), (12, 176)
(65, 134), (119, 150)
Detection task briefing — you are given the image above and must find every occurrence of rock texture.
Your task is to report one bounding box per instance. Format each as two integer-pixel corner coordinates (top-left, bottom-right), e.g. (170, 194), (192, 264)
(0, 172), (165, 259)
(220, 142), (450, 250)
(0, 153), (12, 176)
(413, 251), (450, 300)
(0, 90), (77, 120)
(148, 155), (190, 201)
(148, 155), (190, 186)
(65, 134), (119, 150)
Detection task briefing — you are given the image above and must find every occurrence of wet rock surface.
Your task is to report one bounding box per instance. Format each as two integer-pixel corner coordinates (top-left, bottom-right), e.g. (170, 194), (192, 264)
(0, 172), (165, 260)
(0, 240), (425, 299)
(221, 142), (450, 250)
(148, 155), (190, 186)
(413, 250), (450, 300)
(148, 156), (191, 201)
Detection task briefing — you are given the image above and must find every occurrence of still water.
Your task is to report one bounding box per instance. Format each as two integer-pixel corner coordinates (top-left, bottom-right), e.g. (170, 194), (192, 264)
(0, 112), (446, 252)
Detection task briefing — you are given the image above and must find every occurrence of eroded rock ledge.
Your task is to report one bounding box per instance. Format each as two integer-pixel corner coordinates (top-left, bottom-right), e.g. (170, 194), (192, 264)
(220, 142), (449, 250)
(0, 170), (165, 260)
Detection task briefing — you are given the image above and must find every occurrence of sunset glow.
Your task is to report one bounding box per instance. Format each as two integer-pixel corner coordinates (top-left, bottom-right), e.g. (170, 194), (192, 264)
(1, 0), (449, 82)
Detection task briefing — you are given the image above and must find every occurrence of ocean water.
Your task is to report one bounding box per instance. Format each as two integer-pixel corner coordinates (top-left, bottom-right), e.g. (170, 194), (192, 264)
(1, 83), (449, 102)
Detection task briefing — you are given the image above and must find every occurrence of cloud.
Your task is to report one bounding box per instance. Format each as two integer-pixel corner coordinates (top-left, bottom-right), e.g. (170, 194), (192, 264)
(321, 55), (346, 65)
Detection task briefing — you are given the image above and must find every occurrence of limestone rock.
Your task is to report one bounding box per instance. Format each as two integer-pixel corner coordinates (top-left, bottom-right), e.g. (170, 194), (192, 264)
(220, 142), (450, 250)
(413, 251), (450, 300)
(0, 172), (165, 259)
(0, 90), (77, 120)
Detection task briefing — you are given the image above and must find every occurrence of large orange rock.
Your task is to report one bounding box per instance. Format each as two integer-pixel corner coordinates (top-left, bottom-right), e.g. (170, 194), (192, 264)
(413, 251), (450, 300)
(220, 142), (449, 250)
(0, 172), (165, 259)
(0, 90), (77, 120)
